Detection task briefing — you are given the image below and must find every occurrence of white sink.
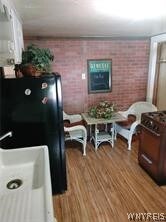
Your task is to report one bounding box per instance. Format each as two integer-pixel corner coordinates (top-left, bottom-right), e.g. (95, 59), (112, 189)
(0, 146), (55, 222)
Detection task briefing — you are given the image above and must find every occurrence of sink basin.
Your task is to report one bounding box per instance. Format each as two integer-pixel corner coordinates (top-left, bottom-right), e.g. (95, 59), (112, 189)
(0, 146), (55, 222)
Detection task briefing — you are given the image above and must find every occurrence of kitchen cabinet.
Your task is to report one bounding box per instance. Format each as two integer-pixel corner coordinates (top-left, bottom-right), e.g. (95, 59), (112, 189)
(0, 0), (24, 66)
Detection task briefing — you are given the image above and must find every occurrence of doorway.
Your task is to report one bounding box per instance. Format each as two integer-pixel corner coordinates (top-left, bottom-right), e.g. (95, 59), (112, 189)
(153, 42), (166, 110)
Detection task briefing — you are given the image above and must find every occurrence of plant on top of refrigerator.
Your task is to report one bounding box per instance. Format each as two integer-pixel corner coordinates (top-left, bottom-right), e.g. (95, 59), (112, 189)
(20, 44), (54, 75)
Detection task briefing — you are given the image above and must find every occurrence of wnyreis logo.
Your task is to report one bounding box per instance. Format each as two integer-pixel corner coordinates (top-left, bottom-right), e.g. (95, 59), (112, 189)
(127, 213), (166, 221)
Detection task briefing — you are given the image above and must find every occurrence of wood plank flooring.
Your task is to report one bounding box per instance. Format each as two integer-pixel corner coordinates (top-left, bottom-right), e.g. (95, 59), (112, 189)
(53, 139), (166, 222)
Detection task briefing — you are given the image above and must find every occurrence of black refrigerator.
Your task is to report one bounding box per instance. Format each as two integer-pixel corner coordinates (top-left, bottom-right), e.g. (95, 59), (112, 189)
(0, 73), (67, 194)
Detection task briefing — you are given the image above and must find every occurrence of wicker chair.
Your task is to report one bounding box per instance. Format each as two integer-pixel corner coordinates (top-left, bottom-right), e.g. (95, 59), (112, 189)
(115, 102), (157, 150)
(63, 111), (82, 123)
(63, 111), (87, 156)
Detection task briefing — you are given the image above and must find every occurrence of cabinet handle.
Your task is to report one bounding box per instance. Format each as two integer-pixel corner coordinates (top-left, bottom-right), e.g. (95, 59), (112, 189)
(141, 154), (152, 164)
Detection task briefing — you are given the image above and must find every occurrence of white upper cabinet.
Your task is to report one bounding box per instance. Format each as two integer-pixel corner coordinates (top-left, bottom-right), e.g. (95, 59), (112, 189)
(0, 0), (24, 66)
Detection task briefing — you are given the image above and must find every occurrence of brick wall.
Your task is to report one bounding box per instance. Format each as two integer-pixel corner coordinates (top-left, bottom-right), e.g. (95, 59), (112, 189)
(25, 38), (150, 114)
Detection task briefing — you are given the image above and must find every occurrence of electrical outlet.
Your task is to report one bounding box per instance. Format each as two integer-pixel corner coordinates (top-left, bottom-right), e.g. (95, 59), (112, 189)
(82, 73), (86, 79)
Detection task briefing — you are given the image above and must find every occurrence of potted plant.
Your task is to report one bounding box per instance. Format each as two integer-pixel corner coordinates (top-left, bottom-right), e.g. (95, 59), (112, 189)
(20, 44), (54, 76)
(88, 101), (116, 119)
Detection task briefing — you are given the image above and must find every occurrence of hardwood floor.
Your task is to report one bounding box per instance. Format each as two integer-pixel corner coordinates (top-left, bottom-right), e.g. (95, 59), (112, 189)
(53, 139), (166, 222)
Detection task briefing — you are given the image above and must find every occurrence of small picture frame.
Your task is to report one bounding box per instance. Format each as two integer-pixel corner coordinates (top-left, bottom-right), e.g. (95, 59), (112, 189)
(87, 59), (112, 94)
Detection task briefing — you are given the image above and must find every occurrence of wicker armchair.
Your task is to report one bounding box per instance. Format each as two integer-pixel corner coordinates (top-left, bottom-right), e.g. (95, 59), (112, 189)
(115, 102), (157, 150)
(63, 111), (87, 156)
(63, 111), (82, 123)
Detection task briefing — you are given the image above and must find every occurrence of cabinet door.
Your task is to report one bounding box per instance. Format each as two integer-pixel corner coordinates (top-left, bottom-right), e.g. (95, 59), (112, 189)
(0, 1), (14, 66)
(11, 8), (24, 64)
(138, 126), (161, 180)
(139, 126), (160, 163)
(0, 0), (24, 66)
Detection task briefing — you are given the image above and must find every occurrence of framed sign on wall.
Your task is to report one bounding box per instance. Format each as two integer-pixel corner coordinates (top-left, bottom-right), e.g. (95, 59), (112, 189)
(87, 59), (112, 94)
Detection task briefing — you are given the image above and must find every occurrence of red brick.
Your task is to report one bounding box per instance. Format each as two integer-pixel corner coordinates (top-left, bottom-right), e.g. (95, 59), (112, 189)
(25, 38), (150, 114)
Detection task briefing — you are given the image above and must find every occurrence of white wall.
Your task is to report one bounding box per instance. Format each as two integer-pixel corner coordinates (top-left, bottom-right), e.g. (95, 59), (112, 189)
(147, 33), (166, 103)
(146, 33), (166, 103)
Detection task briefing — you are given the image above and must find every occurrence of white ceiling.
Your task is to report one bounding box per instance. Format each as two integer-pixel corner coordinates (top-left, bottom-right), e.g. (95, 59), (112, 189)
(12, 0), (166, 38)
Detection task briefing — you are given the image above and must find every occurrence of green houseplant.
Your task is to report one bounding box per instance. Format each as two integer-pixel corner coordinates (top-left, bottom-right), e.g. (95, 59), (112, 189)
(88, 101), (116, 119)
(21, 44), (54, 75)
